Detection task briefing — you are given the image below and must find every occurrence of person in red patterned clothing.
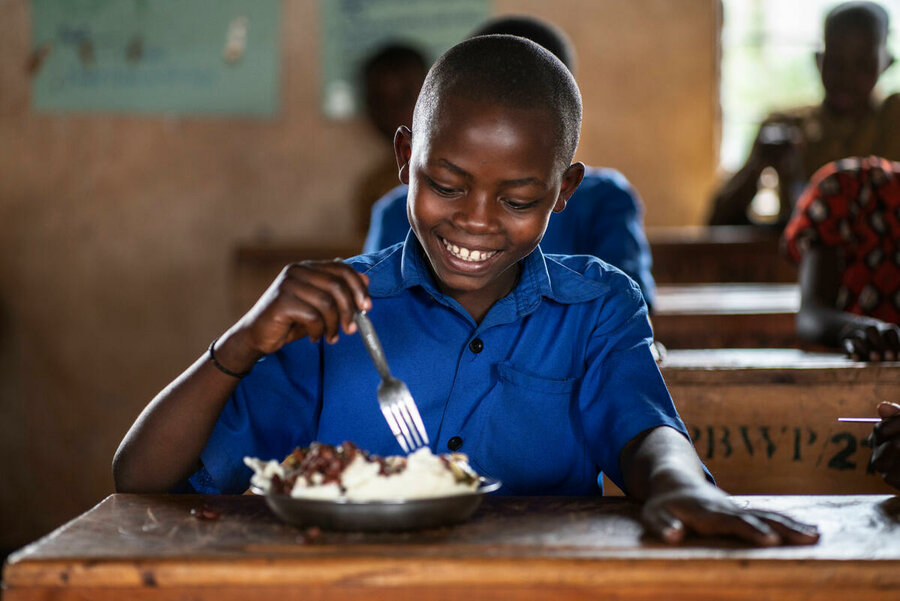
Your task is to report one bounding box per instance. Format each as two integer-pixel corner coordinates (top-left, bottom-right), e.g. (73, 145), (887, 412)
(783, 155), (900, 489)
(784, 154), (900, 358)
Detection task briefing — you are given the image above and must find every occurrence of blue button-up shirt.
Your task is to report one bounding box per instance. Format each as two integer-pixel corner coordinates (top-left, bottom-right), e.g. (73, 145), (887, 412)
(193, 234), (687, 496)
(362, 167), (657, 309)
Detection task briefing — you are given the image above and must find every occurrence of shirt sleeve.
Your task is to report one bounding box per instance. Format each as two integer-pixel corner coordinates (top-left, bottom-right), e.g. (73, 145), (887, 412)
(575, 171), (656, 310)
(576, 271), (703, 492)
(362, 186), (410, 254)
(195, 340), (324, 494)
(782, 160), (853, 263)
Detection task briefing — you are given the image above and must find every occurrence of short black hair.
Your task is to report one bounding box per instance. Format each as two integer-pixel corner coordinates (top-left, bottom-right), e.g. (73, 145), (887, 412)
(824, 1), (890, 44)
(470, 15), (576, 72)
(412, 35), (582, 170)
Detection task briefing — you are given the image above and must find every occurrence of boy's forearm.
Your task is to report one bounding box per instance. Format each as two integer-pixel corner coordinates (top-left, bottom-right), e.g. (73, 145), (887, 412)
(620, 426), (709, 501)
(112, 352), (242, 493)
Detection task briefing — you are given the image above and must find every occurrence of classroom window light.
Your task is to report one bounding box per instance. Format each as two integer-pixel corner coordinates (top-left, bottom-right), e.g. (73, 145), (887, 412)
(720, 0), (900, 173)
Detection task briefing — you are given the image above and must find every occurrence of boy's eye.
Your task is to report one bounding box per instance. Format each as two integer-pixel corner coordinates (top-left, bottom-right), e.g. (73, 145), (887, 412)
(503, 198), (540, 211)
(426, 178), (460, 197)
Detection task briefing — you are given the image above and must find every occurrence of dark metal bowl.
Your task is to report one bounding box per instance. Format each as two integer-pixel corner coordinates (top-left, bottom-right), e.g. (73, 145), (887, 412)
(254, 477), (501, 531)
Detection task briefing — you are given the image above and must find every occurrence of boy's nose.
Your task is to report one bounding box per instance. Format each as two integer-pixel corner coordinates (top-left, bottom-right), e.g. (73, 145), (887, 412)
(452, 190), (500, 233)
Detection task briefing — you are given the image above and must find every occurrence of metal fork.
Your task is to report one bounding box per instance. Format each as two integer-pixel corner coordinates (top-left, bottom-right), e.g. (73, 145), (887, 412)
(354, 310), (429, 453)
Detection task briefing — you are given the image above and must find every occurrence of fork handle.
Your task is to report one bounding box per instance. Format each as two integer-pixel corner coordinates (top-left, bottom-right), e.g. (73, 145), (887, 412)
(354, 311), (392, 382)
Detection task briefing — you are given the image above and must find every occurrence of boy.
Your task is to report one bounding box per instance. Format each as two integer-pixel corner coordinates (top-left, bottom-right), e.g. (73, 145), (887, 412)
(709, 1), (900, 227)
(363, 16), (656, 309)
(114, 36), (817, 546)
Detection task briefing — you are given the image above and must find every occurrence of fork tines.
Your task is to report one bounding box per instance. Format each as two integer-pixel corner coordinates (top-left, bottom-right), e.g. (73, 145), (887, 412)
(381, 385), (429, 453)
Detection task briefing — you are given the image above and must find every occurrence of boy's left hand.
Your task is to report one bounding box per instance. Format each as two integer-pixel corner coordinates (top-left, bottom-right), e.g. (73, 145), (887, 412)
(641, 484), (821, 546)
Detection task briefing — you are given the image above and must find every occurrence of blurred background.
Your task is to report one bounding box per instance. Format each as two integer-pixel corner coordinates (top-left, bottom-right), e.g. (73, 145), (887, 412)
(1, 0), (898, 555)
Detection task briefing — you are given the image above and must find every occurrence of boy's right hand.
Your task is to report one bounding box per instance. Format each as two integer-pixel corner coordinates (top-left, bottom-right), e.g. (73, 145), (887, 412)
(216, 261), (371, 372)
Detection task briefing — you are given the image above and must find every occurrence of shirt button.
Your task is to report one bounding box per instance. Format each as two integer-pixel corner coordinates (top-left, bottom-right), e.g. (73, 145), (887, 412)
(447, 436), (463, 451)
(468, 338), (484, 353)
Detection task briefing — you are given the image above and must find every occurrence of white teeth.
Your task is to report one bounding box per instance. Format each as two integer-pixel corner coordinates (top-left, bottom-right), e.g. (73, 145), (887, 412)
(442, 238), (496, 262)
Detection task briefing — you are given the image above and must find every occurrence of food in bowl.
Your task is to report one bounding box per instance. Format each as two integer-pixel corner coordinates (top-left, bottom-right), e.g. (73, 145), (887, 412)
(244, 441), (480, 501)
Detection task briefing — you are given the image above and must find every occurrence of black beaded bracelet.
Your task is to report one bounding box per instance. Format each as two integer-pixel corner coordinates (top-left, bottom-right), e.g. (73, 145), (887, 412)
(208, 337), (253, 379)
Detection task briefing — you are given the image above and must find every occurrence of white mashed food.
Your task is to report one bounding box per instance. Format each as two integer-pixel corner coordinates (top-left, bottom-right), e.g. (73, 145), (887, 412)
(244, 442), (480, 501)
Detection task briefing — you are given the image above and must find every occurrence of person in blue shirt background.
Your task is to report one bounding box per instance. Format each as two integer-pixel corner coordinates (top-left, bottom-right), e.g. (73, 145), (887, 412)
(113, 35), (818, 546)
(363, 15), (656, 310)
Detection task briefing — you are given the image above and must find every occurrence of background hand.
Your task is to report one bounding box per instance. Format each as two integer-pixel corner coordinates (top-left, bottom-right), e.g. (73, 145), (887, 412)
(750, 122), (803, 176)
(841, 322), (900, 361)
(642, 484), (820, 546)
(869, 401), (900, 489)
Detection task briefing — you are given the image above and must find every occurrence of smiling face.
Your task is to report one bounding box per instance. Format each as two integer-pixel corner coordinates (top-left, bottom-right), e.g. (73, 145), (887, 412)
(395, 94), (583, 322)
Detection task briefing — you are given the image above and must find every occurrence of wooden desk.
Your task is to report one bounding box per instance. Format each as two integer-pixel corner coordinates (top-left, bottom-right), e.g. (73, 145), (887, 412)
(648, 225), (797, 284)
(4, 494), (899, 600)
(660, 349), (900, 495)
(653, 283), (800, 348)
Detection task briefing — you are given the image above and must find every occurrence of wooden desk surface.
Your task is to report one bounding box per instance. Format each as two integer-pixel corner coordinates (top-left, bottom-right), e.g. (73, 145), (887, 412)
(653, 283), (800, 348)
(654, 283), (800, 315)
(660, 347), (899, 381)
(660, 349), (900, 495)
(4, 494), (899, 600)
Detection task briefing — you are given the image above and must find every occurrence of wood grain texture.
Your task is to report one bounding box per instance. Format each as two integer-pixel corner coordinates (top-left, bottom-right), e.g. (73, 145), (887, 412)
(653, 284), (800, 348)
(661, 349), (900, 494)
(3, 494), (899, 600)
(648, 226), (797, 284)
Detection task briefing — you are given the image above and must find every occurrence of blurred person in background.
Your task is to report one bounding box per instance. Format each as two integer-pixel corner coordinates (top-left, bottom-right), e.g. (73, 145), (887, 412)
(710, 1), (900, 228)
(782, 155), (899, 360)
(353, 42), (429, 236)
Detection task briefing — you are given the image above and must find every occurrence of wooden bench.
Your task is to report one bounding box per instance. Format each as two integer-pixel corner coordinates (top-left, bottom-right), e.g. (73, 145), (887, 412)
(659, 348), (900, 495)
(648, 225), (797, 284)
(652, 283), (800, 348)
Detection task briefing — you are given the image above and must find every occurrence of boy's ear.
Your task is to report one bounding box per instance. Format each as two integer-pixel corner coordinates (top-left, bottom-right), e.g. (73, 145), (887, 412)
(814, 50), (824, 74)
(393, 126), (413, 185)
(554, 162), (585, 213)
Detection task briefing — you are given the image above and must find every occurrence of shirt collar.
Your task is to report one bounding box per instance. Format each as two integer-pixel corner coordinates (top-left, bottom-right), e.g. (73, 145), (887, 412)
(362, 230), (609, 323)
